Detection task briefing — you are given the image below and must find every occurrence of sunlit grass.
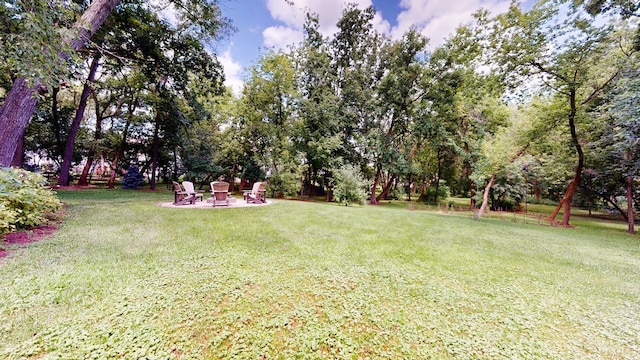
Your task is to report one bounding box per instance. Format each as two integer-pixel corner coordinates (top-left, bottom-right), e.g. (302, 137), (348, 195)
(0, 189), (638, 358)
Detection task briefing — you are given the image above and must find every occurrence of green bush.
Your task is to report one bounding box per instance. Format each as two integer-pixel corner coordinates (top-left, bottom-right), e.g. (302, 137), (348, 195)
(332, 165), (369, 206)
(268, 169), (300, 198)
(418, 183), (450, 204)
(0, 168), (62, 236)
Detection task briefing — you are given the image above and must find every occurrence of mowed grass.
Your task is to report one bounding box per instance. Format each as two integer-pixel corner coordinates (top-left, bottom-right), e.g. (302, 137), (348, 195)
(0, 190), (639, 359)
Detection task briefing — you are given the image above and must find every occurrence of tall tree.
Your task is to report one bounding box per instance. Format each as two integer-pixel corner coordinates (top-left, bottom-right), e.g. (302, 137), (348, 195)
(437, 23), (510, 208)
(331, 5), (383, 170)
(486, 2), (626, 226)
(0, 0), (121, 166)
(57, 54), (101, 185)
(0, 0), (233, 167)
(296, 13), (341, 198)
(592, 58), (640, 234)
(237, 50), (298, 195)
(367, 30), (427, 204)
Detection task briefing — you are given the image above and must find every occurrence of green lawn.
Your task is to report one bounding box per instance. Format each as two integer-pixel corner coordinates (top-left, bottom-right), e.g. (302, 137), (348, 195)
(1, 189), (638, 359)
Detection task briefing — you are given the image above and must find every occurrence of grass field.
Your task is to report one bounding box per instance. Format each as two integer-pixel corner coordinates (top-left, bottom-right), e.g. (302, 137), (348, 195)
(1, 189), (638, 359)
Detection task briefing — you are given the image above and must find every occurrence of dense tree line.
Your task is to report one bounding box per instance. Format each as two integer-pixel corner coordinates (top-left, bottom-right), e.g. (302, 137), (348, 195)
(0, 0), (637, 232)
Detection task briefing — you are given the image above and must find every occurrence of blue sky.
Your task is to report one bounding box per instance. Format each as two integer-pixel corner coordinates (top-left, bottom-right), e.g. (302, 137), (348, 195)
(215, 0), (535, 94)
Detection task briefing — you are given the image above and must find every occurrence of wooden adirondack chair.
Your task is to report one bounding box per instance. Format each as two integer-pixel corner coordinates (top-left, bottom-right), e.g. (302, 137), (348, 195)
(182, 181), (204, 202)
(210, 181), (230, 207)
(245, 182), (266, 204)
(172, 181), (190, 204)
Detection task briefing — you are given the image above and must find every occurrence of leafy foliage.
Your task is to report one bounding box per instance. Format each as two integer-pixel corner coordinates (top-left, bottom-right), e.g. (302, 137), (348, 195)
(418, 183), (451, 205)
(0, 168), (62, 235)
(241, 158), (265, 184)
(331, 164), (369, 206)
(0, 0), (80, 88)
(268, 166), (300, 198)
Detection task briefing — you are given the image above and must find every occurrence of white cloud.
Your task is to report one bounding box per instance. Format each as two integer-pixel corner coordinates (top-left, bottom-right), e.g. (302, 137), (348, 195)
(218, 46), (244, 96)
(261, 0), (511, 53)
(263, 0), (390, 50)
(391, 0), (511, 49)
(263, 25), (305, 51)
(150, 0), (178, 26)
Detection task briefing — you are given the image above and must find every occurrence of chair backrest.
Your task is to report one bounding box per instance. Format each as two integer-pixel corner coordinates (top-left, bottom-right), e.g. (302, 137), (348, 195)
(182, 181), (196, 194)
(250, 181), (262, 195)
(211, 181), (229, 192)
(172, 181), (183, 192)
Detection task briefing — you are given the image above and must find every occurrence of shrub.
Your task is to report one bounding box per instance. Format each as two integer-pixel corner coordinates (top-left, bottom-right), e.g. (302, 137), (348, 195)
(388, 186), (405, 200)
(268, 169), (300, 198)
(418, 183), (450, 205)
(0, 168), (62, 236)
(121, 165), (145, 189)
(332, 165), (369, 206)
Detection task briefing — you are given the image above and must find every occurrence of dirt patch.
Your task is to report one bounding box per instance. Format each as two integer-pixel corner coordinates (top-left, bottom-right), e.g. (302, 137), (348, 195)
(0, 224), (59, 259)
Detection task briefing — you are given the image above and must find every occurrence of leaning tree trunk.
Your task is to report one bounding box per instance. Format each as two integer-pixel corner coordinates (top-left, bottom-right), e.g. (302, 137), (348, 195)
(376, 173), (397, 203)
(78, 160), (94, 186)
(605, 196), (628, 222)
(369, 167), (381, 205)
(626, 176), (635, 235)
(0, 0), (121, 166)
(11, 129), (25, 167)
(0, 78), (40, 165)
(477, 174), (495, 219)
(59, 54), (101, 186)
(549, 89), (583, 227)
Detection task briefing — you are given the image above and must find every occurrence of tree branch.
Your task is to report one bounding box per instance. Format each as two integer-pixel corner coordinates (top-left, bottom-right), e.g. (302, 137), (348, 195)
(530, 61), (570, 83)
(581, 70), (620, 105)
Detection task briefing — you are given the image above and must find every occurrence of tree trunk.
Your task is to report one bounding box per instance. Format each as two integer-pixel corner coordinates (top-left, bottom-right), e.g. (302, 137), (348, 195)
(434, 149), (442, 204)
(299, 169), (305, 200)
(107, 153), (120, 189)
(376, 173), (396, 203)
(78, 94), (107, 186)
(549, 89), (583, 227)
(59, 54), (101, 186)
(627, 176), (635, 235)
(50, 87), (65, 164)
(304, 167), (311, 198)
(310, 169), (317, 198)
(11, 129), (25, 167)
(0, 78), (40, 166)
(326, 187), (333, 202)
(78, 160), (94, 186)
(477, 174), (495, 219)
(0, 0), (121, 167)
(369, 168), (380, 205)
(107, 118), (131, 189)
(605, 196), (628, 222)
(464, 142), (475, 210)
(229, 163), (237, 193)
(149, 116), (160, 190)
